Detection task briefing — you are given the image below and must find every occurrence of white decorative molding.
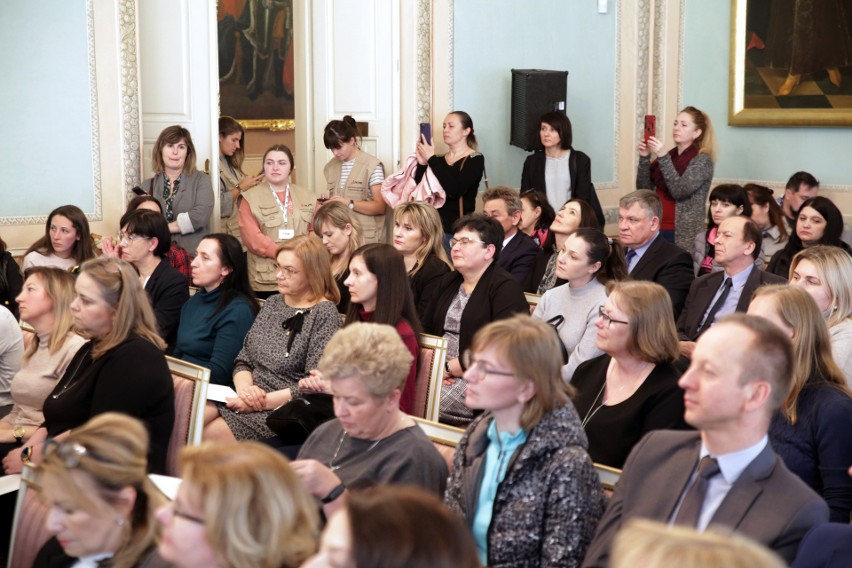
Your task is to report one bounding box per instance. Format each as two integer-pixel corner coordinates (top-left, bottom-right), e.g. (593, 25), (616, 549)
(447, 0), (454, 111)
(120, 0), (142, 203)
(712, 177), (852, 194)
(602, 0), (625, 191)
(677, 0), (686, 109)
(416, 0), (431, 123)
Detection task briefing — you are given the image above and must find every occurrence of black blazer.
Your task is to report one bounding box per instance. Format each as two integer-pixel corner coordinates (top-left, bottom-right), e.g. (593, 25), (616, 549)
(0, 251), (23, 320)
(677, 267), (787, 340)
(628, 236), (694, 319)
(145, 258), (190, 353)
(422, 263), (528, 360)
(523, 249), (566, 293)
(410, 254), (451, 321)
(520, 149), (605, 226)
(497, 231), (538, 283)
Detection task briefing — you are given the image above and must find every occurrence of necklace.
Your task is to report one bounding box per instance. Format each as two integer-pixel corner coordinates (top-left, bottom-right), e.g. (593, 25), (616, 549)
(51, 343), (94, 399)
(581, 359), (652, 428)
(328, 432), (381, 472)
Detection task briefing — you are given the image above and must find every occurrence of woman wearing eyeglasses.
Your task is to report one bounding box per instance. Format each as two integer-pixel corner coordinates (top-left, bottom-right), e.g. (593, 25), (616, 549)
(157, 441), (319, 568)
(33, 413), (169, 568)
(202, 235), (340, 443)
(104, 209), (189, 353)
(444, 315), (605, 568)
(420, 214), (528, 426)
(570, 280), (689, 469)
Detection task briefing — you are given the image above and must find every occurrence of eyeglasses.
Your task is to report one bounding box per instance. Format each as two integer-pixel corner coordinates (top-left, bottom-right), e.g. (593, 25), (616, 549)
(275, 265), (301, 277)
(43, 439), (102, 469)
(598, 305), (629, 328)
(165, 502), (205, 524)
(461, 350), (516, 382)
(449, 237), (487, 249)
(119, 232), (150, 244)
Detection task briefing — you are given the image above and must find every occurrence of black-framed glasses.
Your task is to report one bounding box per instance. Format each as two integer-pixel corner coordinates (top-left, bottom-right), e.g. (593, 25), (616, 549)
(449, 237), (487, 248)
(461, 350), (516, 382)
(598, 305), (629, 328)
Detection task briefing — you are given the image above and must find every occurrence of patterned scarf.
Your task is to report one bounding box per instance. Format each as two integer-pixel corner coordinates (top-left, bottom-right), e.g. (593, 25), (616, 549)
(161, 175), (181, 222)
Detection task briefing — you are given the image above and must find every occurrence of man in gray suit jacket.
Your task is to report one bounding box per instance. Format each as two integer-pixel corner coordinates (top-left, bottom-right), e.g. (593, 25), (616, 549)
(677, 216), (787, 356)
(582, 315), (828, 567)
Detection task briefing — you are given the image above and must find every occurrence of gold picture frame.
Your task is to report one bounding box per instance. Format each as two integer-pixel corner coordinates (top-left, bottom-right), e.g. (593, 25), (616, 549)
(729, 0), (852, 127)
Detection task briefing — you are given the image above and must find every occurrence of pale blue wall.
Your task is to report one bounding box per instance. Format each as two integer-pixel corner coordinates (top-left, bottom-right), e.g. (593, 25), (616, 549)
(453, 0), (617, 190)
(682, 1), (852, 186)
(0, 0), (95, 218)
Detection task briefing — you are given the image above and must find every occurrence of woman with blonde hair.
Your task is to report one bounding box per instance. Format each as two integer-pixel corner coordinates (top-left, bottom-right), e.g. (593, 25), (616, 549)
(0, 268), (85, 456)
(391, 202), (452, 318)
(2, 258), (174, 475)
(789, 245), (852, 385)
(610, 519), (786, 568)
(203, 235), (340, 442)
(444, 315), (605, 567)
(636, 106), (716, 249)
(313, 200), (362, 311)
(34, 413), (169, 567)
(571, 280), (688, 469)
(748, 285), (852, 522)
(157, 441), (319, 568)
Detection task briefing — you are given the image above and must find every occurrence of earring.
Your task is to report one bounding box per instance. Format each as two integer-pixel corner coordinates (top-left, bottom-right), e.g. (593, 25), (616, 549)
(115, 518), (126, 527)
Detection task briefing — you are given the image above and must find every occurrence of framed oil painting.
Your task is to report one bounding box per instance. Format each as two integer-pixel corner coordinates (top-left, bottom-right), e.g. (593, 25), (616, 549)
(729, 0), (852, 126)
(217, 0), (295, 130)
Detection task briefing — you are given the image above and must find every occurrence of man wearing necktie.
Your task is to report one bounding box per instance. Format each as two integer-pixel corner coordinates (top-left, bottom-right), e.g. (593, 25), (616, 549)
(676, 216), (787, 358)
(581, 315), (828, 568)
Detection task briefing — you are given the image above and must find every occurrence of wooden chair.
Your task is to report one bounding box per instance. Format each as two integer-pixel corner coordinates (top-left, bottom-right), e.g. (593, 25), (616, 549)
(412, 333), (448, 422)
(524, 292), (542, 314)
(7, 465), (49, 568)
(412, 417), (465, 472)
(165, 356), (210, 477)
(594, 462), (622, 499)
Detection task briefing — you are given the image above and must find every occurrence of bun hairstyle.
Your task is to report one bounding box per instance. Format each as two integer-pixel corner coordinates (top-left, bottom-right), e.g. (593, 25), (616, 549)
(323, 115), (361, 150)
(448, 111), (477, 150)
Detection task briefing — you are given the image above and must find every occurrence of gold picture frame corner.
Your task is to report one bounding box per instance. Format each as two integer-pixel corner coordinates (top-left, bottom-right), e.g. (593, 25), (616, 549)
(239, 118), (296, 132)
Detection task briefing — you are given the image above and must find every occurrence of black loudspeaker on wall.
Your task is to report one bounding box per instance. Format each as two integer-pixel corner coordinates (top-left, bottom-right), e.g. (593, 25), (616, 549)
(510, 69), (569, 151)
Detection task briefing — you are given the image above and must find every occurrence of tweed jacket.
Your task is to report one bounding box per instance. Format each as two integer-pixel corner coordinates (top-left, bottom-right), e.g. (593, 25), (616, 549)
(445, 403), (606, 568)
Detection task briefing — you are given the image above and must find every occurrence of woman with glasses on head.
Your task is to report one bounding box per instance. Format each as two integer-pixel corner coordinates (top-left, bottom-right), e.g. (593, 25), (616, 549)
(2, 258), (175, 475)
(571, 280), (688, 469)
(173, 234), (259, 387)
(202, 235), (341, 443)
(313, 200), (363, 312)
(524, 198), (600, 294)
(444, 315), (605, 568)
(33, 413), (170, 568)
(420, 214), (528, 426)
(391, 202), (452, 320)
(532, 228), (627, 382)
(142, 125), (214, 254)
(157, 441), (319, 568)
(23, 205), (97, 272)
(104, 209), (189, 353)
(518, 189), (556, 249)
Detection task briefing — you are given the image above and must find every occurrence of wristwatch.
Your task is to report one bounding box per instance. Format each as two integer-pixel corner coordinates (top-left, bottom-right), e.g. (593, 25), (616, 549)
(21, 446), (32, 464)
(348, 199), (355, 210)
(444, 361), (452, 375)
(13, 427), (24, 445)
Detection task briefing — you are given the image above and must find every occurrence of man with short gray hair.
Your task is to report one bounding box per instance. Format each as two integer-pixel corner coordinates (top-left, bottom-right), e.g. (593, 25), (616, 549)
(482, 187), (538, 282)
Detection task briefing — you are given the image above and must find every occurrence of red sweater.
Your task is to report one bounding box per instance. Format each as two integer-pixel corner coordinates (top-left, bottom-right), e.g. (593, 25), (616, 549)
(358, 310), (419, 414)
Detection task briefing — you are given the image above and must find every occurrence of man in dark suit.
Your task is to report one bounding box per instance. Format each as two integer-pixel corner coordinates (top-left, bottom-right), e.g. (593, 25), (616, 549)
(582, 314), (829, 567)
(482, 187), (538, 283)
(677, 215), (787, 357)
(618, 190), (693, 317)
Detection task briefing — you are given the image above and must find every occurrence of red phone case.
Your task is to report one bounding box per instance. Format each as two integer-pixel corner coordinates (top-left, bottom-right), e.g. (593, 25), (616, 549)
(644, 115), (656, 143)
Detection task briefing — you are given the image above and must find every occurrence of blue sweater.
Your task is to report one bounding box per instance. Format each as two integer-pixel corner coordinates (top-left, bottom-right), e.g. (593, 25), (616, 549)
(769, 382), (852, 522)
(173, 287), (256, 386)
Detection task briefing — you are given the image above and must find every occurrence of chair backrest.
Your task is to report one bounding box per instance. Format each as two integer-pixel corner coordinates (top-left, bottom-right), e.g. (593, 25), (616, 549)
(412, 333), (448, 421)
(413, 417), (465, 472)
(165, 356), (210, 477)
(524, 292), (542, 315)
(594, 462), (622, 499)
(7, 465), (50, 568)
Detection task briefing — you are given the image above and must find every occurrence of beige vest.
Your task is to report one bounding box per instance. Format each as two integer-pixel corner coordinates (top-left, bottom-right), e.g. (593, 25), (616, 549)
(324, 151), (386, 243)
(219, 160), (245, 248)
(242, 181), (316, 291)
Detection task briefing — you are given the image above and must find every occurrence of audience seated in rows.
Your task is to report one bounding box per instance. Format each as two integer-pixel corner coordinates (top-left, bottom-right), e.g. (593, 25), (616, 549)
(748, 285), (852, 522)
(313, 200), (362, 312)
(173, 234), (259, 386)
(582, 314), (828, 567)
(420, 214), (528, 426)
(692, 184), (763, 275)
(532, 228), (627, 381)
(572, 281), (689, 469)
(618, 190), (694, 318)
(203, 235), (340, 443)
(0, 268), (84, 458)
(677, 215), (786, 357)
(292, 323), (449, 517)
(22, 205), (97, 272)
(481, 187), (538, 283)
(444, 315), (605, 567)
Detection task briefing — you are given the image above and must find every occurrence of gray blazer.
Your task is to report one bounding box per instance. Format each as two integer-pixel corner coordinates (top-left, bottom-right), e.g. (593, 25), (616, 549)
(581, 430), (828, 567)
(144, 169), (214, 253)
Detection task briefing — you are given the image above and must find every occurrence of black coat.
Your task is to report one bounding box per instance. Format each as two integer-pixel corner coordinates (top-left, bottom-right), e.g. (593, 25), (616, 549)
(497, 231), (538, 283)
(520, 149), (605, 226)
(145, 258), (190, 353)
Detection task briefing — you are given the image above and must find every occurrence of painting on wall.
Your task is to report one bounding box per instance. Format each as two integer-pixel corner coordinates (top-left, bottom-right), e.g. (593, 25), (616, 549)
(729, 0), (852, 126)
(218, 0), (295, 131)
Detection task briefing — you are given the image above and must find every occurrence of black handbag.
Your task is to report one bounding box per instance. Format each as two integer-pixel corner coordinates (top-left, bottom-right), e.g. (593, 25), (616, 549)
(266, 393), (335, 445)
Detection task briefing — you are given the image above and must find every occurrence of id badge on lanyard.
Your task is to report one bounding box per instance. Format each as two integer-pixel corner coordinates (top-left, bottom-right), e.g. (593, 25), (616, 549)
(272, 187), (294, 240)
